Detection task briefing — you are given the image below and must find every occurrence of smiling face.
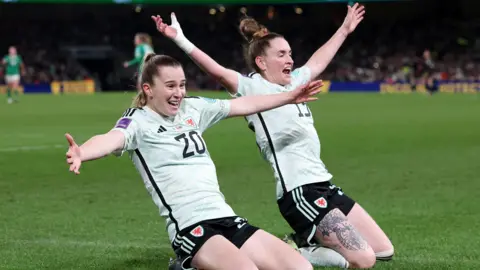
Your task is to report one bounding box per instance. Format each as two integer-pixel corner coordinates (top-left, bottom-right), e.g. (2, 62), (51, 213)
(255, 37), (294, 86)
(143, 66), (186, 117)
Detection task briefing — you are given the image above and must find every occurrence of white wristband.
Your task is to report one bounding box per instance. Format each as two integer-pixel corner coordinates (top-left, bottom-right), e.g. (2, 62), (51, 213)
(173, 35), (195, 54)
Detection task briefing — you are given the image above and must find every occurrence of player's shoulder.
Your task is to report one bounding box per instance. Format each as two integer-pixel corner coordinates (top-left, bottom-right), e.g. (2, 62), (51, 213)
(182, 96), (223, 112)
(291, 66), (310, 79)
(113, 107), (145, 130)
(118, 107), (147, 121)
(184, 96), (219, 104)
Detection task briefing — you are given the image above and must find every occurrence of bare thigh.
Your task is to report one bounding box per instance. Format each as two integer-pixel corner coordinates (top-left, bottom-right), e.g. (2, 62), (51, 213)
(240, 230), (313, 270)
(191, 235), (258, 270)
(347, 203), (394, 257)
(315, 208), (376, 269)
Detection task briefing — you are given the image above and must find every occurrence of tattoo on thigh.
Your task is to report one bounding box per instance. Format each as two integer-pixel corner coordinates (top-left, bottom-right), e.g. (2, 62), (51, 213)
(317, 208), (368, 251)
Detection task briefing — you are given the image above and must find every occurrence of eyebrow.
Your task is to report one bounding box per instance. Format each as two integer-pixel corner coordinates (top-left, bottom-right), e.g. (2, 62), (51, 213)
(164, 79), (187, 84)
(278, 50), (292, 54)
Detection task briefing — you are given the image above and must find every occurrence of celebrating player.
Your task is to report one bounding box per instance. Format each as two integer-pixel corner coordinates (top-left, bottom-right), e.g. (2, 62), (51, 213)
(123, 33), (155, 87)
(65, 53), (322, 270)
(152, 3), (394, 269)
(2, 46), (25, 104)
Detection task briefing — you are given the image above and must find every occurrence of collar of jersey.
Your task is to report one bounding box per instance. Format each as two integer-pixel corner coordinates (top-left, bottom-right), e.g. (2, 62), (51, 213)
(143, 105), (176, 123)
(256, 74), (291, 91)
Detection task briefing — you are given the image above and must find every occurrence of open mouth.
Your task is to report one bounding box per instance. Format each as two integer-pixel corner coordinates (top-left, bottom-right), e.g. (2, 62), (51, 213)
(282, 67), (292, 75)
(167, 100), (180, 109)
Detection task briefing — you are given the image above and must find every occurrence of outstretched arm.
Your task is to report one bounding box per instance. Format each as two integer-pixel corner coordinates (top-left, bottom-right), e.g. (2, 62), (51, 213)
(65, 131), (125, 174)
(228, 80), (323, 117)
(305, 3), (365, 79)
(152, 13), (239, 94)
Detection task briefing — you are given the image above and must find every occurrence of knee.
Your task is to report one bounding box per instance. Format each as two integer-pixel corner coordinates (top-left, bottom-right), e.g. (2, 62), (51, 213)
(284, 260), (313, 270)
(349, 251), (376, 269)
(237, 264), (259, 270)
(294, 258), (314, 270)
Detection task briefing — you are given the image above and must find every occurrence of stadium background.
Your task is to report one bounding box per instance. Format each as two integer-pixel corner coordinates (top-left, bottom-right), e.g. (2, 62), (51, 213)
(0, 0), (479, 94)
(0, 0), (479, 269)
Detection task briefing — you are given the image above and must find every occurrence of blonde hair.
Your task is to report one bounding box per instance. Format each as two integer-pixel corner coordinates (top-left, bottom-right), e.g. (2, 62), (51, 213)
(135, 33), (152, 46)
(131, 53), (183, 108)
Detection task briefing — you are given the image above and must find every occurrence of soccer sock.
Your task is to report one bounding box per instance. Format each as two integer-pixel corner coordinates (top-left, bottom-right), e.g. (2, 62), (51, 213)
(6, 87), (12, 99)
(299, 246), (349, 269)
(13, 88), (19, 100)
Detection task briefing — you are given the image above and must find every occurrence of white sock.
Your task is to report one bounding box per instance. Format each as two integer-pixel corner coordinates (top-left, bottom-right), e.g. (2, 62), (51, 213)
(299, 246), (349, 269)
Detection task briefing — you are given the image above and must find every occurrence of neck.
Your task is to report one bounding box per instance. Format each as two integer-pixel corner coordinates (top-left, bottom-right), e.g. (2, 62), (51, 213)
(261, 72), (285, 86)
(146, 104), (175, 121)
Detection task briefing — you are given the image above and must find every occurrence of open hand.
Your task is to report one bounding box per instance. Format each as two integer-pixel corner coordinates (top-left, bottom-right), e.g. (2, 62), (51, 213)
(341, 3), (365, 35)
(290, 80), (324, 104)
(65, 133), (82, 174)
(151, 13), (184, 40)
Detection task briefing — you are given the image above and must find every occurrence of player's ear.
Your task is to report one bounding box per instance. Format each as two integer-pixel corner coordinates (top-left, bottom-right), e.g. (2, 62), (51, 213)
(142, 83), (153, 97)
(255, 56), (267, 71)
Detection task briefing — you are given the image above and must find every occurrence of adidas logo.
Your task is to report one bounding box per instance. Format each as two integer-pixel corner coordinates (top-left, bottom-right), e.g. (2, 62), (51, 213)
(157, 125), (167, 133)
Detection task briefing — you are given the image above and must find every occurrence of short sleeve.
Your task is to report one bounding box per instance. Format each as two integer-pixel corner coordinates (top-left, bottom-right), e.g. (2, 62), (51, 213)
(134, 46), (142, 58)
(193, 97), (231, 132)
(234, 72), (271, 97)
(290, 66), (312, 87)
(111, 111), (142, 156)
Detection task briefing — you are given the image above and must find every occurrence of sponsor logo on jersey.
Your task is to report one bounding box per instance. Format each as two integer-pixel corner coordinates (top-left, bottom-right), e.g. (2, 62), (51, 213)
(314, 197), (328, 208)
(190, 225), (204, 237)
(115, 118), (132, 129)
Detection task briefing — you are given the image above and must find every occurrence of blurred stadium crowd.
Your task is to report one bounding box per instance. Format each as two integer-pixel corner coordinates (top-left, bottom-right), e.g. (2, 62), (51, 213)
(0, 0), (478, 90)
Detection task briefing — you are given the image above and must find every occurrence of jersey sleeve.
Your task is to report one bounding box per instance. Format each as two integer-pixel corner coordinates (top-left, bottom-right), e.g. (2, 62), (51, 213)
(192, 97), (231, 132)
(234, 72), (274, 98)
(111, 109), (142, 156)
(290, 66), (312, 87)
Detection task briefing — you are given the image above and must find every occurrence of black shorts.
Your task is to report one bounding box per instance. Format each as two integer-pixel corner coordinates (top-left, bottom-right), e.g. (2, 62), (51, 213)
(172, 216), (259, 269)
(278, 181), (356, 246)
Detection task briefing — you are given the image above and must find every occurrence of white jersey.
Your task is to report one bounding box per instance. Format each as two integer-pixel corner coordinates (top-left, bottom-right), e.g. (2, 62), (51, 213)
(234, 66), (333, 200)
(112, 97), (236, 243)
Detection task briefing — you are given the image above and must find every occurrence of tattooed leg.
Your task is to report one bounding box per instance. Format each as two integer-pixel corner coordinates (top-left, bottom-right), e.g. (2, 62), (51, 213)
(315, 209), (376, 269)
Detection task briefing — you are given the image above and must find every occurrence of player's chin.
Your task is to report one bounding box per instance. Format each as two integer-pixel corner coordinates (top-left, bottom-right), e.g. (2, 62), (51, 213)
(164, 103), (180, 116)
(281, 75), (292, 85)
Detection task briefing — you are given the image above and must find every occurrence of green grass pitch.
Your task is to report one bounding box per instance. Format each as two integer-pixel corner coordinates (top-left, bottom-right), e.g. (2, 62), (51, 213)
(0, 92), (479, 269)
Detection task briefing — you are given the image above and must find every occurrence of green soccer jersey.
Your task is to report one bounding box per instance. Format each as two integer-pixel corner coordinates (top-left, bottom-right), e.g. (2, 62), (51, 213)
(127, 43), (154, 72)
(3, 55), (22, 75)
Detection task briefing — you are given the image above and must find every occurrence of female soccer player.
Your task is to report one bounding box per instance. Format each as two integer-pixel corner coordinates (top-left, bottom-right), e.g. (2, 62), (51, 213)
(152, 3), (394, 269)
(65, 53), (323, 270)
(123, 33), (155, 87)
(2, 46), (25, 104)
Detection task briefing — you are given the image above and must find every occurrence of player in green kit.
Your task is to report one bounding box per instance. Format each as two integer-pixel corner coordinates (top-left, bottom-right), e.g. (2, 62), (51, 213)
(2, 46), (25, 104)
(123, 33), (154, 88)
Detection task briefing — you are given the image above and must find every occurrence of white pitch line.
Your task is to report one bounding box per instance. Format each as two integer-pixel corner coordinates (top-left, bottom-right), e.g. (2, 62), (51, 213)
(0, 144), (64, 152)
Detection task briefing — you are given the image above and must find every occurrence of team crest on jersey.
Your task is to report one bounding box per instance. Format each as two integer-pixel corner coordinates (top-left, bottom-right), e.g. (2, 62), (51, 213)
(314, 197), (328, 208)
(184, 117), (197, 128)
(190, 225), (204, 237)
